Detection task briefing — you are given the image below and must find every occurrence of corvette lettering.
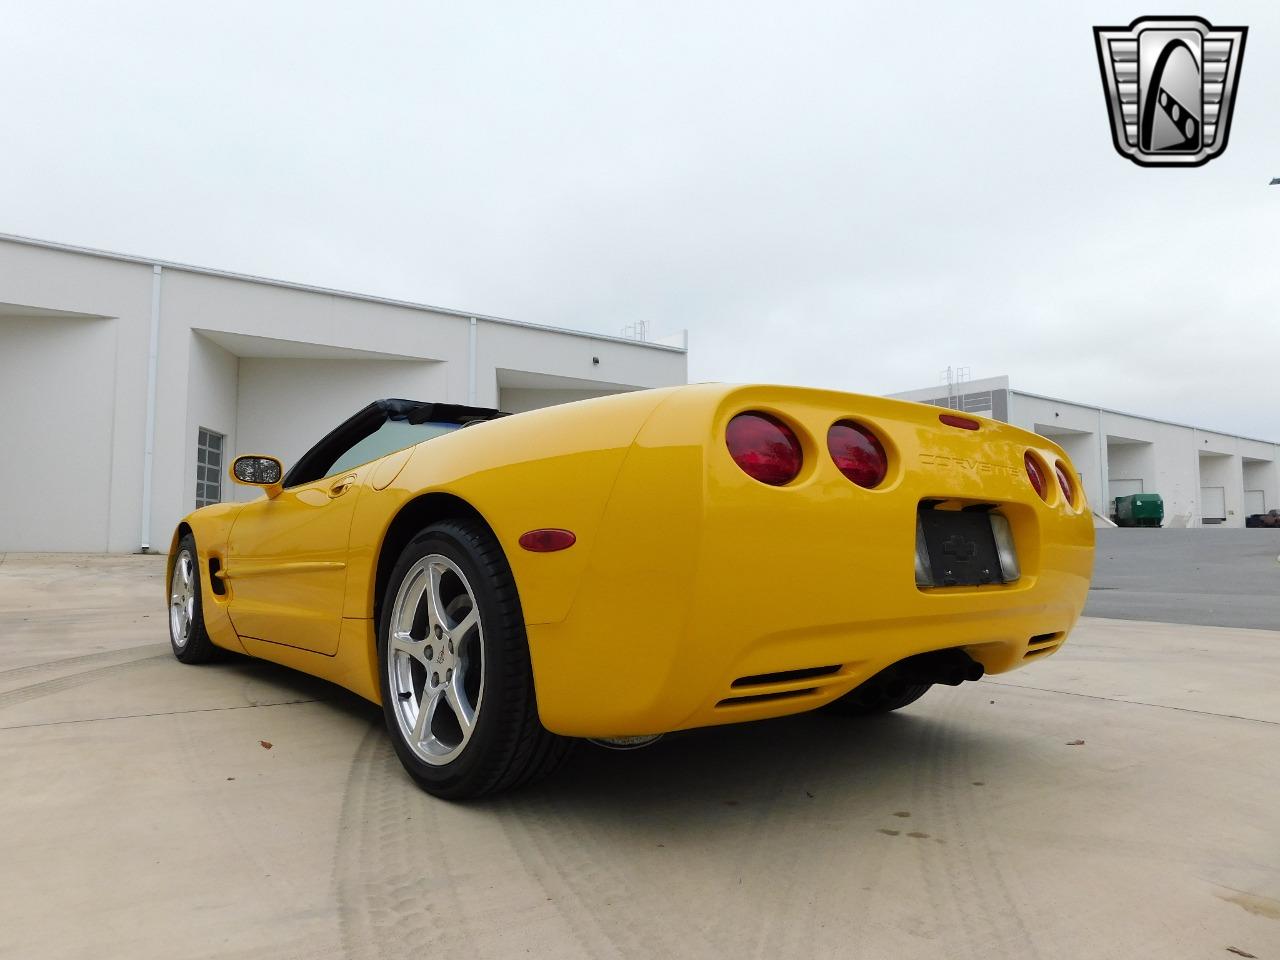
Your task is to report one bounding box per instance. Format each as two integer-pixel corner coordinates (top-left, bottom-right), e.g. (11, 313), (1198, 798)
(920, 453), (1020, 477)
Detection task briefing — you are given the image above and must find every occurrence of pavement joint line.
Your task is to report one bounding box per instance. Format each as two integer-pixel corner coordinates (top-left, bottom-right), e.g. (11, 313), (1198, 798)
(983, 680), (1280, 726)
(0, 696), (328, 732)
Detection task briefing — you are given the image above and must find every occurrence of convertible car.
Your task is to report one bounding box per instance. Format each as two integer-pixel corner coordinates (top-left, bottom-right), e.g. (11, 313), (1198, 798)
(167, 385), (1094, 798)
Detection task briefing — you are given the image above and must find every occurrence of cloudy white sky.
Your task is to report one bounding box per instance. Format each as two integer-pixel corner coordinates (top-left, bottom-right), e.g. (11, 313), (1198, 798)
(3, 1), (1277, 437)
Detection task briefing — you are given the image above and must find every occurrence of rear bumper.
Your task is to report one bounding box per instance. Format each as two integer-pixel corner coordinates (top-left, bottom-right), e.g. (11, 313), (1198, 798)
(525, 385), (1095, 738)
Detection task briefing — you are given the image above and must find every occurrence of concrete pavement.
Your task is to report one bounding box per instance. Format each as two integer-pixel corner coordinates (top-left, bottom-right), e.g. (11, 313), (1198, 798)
(1, 553), (1277, 960)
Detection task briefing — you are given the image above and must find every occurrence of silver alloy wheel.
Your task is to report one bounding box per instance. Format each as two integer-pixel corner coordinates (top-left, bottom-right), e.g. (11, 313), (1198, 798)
(387, 554), (485, 766)
(169, 550), (196, 648)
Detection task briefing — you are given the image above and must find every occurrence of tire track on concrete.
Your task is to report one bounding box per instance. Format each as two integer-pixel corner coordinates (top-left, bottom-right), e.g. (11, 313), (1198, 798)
(923, 690), (1044, 960)
(334, 723), (481, 960)
(0, 643), (163, 683)
(335, 726), (731, 960)
(490, 793), (632, 960)
(804, 713), (936, 954)
(703, 734), (816, 959)
(919, 693), (990, 958)
(0, 654), (169, 711)
(492, 786), (721, 960)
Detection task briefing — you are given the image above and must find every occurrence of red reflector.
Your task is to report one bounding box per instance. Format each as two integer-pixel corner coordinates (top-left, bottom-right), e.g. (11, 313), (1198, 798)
(518, 529), (576, 552)
(725, 412), (803, 486)
(1025, 453), (1048, 501)
(939, 413), (980, 431)
(827, 421), (888, 488)
(1055, 462), (1074, 505)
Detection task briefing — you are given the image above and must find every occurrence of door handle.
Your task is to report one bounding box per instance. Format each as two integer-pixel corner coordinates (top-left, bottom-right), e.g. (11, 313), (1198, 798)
(328, 474), (358, 499)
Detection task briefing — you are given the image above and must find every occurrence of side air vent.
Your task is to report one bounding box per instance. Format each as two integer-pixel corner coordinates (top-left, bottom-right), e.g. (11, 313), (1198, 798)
(731, 664), (842, 688)
(208, 557), (226, 596)
(1023, 632), (1063, 658)
(717, 688), (819, 708)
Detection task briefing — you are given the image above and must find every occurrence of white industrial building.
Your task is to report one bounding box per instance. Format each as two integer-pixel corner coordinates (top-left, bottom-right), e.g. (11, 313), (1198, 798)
(891, 375), (1279, 528)
(0, 234), (687, 553)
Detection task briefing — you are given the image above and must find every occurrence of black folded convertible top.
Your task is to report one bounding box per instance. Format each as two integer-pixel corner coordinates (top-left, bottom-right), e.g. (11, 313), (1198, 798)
(378, 398), (506, 426)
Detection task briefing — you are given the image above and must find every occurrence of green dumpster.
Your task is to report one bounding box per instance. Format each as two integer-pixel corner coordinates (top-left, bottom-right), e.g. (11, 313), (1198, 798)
(1114, 493), (1163, 527)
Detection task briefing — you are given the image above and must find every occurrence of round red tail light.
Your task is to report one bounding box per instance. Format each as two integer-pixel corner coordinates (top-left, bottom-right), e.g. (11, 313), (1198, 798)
(827, 421), (888, 488)
(1025, 452), (1048, 501)
(725, 412), (803, 485)
(1055, 462), (1075, 505)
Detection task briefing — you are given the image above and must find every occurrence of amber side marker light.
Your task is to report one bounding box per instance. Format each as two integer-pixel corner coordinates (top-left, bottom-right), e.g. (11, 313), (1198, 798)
(519, 529), (577, 552)
(939, 413), (980, 431)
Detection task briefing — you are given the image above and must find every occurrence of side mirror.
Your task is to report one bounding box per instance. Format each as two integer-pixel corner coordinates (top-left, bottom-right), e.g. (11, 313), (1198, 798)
(231, 455), (284, 498)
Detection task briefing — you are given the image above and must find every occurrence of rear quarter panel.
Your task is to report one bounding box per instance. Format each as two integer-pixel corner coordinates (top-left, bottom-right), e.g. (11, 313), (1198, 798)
(341, 387), (683, 625)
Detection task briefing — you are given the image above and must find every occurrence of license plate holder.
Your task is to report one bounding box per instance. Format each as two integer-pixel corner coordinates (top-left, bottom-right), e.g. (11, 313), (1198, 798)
(916, 509), (1012, 587)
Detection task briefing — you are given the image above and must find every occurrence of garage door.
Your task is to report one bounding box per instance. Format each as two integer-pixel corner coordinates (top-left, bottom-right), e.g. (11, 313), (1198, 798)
(1245, 489), (1266, 515)
(1200, 486), (1227, 522)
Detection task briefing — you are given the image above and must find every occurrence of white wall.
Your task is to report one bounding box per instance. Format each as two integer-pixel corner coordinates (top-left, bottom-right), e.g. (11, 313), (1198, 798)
(162, 270), (467, 371)
(234, 357), (448, 482)
(184, 333), (239, 513)
(0, 314), (117, 550)
(477, 322), (685, 408)
(1010, 391), (1278, 528)
(0, 242), (154, 551)
(499, 387), (627, 414)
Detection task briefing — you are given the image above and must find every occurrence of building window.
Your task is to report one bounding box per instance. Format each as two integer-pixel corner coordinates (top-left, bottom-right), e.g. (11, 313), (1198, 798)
(195, 428), (225, 508)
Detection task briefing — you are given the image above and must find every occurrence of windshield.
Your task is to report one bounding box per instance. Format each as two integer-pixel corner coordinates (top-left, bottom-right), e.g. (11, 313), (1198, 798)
(325, 420), (460, 478)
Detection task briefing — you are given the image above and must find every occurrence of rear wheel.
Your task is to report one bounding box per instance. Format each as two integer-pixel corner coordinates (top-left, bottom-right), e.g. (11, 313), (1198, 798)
(377, 519), (571, 799)
(168, 534), (219, 664)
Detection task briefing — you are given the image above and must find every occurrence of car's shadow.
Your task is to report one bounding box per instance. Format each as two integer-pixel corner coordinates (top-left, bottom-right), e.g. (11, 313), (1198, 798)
(511, 709), (1019, 824)
(209, 651), (382, 725)
(215, 651), (1038, 829)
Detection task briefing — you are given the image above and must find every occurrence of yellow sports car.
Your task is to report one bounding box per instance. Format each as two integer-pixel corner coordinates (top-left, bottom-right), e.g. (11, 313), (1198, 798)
(167, 384), (1094, 798)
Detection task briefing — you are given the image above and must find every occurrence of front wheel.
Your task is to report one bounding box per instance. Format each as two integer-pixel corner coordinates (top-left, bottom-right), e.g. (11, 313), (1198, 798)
(377, 519), (571, 799)
(168, 534), (219, 664)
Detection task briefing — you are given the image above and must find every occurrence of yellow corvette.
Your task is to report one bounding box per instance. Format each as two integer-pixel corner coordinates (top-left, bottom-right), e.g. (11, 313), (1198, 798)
(167, 384), (1094, 798)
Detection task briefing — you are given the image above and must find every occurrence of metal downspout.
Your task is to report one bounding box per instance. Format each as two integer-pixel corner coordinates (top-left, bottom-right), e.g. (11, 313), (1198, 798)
(138, 265), (162, 552)
(468, 317), (478, 405)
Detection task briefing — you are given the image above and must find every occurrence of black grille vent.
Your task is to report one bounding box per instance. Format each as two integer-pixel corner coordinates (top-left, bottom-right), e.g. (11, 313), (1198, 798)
(731, 664), (842, 688)
(717, 688), (818, 708)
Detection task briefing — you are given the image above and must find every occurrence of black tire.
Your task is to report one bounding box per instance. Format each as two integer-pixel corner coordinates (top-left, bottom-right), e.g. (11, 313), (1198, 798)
(377, 518), (572, 800)
(823, 676), (931, 716)
(168, 534), (219, 664)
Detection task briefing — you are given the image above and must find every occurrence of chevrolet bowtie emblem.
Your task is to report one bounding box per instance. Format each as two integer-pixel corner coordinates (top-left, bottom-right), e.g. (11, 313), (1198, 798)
(1094, 16), (1247, 167)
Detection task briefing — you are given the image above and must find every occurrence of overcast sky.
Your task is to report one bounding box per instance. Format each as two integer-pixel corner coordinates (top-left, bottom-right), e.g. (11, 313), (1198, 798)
(2, 1), (1277, 437)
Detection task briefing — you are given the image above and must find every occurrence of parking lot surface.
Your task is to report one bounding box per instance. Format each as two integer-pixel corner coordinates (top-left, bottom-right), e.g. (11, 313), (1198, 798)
(1, 553), (1278, 960)
(1087, 528), (1280, 630)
